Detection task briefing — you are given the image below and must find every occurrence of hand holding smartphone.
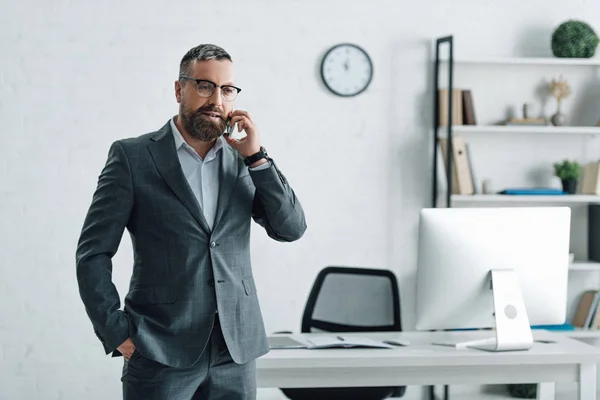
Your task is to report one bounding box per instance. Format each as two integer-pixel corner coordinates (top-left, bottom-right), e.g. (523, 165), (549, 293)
(225, 117), (234, 138)
(223, 109), (262, 159)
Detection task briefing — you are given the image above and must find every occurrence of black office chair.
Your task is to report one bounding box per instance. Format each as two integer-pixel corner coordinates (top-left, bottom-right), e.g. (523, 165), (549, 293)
(279, 266), (406, 400)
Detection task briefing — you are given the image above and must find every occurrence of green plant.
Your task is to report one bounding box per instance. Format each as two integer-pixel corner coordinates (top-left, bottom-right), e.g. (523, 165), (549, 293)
(507, 383), (537, 398)
(552, 20), (599, 58)
(553, 159), (581, 180)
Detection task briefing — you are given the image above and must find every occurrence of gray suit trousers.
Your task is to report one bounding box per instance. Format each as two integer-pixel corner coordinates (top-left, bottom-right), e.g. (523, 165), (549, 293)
(121, 315), (256, 400)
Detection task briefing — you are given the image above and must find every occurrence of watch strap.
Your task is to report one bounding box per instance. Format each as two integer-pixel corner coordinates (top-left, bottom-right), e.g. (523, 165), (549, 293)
(244, 146), (267, 166)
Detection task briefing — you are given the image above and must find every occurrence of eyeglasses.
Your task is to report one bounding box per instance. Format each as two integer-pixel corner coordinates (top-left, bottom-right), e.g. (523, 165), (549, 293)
(179, 76), (241, 102)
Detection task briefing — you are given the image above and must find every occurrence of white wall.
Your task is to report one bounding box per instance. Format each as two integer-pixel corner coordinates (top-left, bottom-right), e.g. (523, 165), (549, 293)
(2, 0), (600, 399)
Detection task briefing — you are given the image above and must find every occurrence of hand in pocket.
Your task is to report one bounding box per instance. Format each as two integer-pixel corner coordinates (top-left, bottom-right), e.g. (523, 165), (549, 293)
(117, 338), (136, 360)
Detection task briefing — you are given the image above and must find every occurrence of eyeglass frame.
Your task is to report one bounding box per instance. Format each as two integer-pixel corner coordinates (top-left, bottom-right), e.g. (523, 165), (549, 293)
(179, 75), (242, 101)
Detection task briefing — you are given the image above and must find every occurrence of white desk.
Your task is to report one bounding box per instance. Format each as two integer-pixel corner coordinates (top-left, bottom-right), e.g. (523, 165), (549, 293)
(257, 330), (600, 400)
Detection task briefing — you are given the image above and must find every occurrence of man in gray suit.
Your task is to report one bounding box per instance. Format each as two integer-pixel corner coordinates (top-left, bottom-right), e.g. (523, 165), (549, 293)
(75, 43), (307, 400)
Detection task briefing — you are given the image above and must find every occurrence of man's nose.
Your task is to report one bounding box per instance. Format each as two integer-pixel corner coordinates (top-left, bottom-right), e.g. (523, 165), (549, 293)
(209, 87), (223, 107)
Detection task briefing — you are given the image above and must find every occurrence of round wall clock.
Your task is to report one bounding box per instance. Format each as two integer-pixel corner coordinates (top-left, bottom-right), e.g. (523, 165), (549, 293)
(320, 43), (373, 97)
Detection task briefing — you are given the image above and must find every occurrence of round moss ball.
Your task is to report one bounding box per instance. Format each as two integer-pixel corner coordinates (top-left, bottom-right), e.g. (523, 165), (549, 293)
(552, 20), (599, 58)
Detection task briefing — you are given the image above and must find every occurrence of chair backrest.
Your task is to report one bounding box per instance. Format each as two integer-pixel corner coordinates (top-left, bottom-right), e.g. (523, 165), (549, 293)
(300, 266), (401, 333)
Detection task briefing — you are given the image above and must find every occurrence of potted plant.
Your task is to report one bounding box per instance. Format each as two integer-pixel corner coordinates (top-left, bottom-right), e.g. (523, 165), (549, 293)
(553, 159), (581, 194)
(507, 383), (537, 398)
(551, 20), (599, 58)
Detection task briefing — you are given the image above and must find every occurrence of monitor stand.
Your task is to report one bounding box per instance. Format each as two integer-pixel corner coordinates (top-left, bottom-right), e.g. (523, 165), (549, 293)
(434, 269), (534, 352)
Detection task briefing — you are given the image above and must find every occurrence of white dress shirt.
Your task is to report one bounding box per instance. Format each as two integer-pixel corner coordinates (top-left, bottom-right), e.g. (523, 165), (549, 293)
(170, 117), (269, 230)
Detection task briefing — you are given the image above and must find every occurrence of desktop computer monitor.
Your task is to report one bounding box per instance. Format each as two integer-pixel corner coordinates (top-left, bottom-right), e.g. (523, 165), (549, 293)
(415, 207), (571, 351)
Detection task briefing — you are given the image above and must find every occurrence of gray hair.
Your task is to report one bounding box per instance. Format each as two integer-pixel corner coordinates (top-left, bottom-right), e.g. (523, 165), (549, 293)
(179, 44), (232, 77)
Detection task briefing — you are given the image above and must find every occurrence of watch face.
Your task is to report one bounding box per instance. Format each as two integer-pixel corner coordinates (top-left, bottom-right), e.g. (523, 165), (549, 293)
(321, 43), (373, 97)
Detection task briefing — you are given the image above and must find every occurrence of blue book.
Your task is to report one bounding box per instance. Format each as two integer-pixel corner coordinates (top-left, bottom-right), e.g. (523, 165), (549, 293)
(499, 188), (566, 195)
(531, 323), (575, 331)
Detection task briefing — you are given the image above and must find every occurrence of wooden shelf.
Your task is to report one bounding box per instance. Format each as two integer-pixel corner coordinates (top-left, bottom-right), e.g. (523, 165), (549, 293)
(438, 125), (600, 136)
(440, 56), (600, 66)
(451, 194), (600, 204)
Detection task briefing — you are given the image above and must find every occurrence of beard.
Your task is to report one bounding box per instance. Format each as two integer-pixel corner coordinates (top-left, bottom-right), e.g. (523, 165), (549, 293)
(179, 103), (226, 142)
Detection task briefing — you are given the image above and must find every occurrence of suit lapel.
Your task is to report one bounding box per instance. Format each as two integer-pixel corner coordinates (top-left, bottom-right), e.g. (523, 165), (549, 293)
(147, 122), (212, 233)
(213, 145), (238, 229)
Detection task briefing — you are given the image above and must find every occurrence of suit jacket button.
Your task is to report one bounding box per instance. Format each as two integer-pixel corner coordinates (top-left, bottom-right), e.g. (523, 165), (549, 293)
(210, 242), (216, 248)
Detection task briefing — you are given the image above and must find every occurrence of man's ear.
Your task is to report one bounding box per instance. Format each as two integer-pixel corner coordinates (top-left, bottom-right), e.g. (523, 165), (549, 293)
(175, 80), (182, 103)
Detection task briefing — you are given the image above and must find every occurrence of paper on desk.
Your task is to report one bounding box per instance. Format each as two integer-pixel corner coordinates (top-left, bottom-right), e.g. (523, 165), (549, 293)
(305, 335), (397, 349)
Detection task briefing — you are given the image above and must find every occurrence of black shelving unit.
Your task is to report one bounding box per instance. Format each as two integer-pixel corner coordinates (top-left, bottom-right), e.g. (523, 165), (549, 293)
(428, 35), (454, 400)
(433, 35), (454, 209)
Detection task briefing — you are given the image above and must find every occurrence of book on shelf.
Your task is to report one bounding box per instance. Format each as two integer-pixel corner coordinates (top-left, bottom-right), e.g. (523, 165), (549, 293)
(531, 323), (575, 331)
(437, 88), (477, 126)
(438, 136), (475, 195)
(590, 205), (600, 263)
(461, 90), (477, 125)
(465, 143), (478, 193)
(498, 188), (566, 195)
(438, 88), (462, 126)
(572, 290), (600, 329)
(580, 162), (600, 195)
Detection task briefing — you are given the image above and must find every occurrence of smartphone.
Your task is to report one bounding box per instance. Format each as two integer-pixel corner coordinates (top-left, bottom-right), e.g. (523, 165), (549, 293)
(224, 117), (232, 137)
(225, 116), (236, 138)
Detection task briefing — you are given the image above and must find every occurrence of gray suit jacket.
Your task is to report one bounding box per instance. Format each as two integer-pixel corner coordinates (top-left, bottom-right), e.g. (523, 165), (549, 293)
(76, 120), (306, 368)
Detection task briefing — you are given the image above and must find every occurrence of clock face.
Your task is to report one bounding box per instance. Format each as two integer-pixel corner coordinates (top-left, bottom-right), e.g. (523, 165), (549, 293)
(321, 43), (373, 97)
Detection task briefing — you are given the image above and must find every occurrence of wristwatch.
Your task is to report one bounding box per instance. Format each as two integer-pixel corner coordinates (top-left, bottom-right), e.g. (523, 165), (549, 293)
(244, 146), (268, 166)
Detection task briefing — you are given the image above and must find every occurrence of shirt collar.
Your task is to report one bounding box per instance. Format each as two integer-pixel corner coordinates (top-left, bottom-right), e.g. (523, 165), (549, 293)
(170, 116), (224, 156)
(170, 117), (186, 149)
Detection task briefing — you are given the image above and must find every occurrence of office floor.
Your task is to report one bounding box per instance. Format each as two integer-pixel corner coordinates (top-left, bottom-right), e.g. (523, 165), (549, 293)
(257, 385), (597, 399)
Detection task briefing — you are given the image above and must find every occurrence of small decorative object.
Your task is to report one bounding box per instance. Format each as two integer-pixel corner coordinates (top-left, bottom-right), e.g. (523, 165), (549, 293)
(553, 159), (581, 194)
(320, 43), (373, 97)
(482, 179), (493, 194)
(551, 20), (599, 58)
(522, 102), (531, 119)
(506, 102), (547, 126)
(549, 76), (571, 126)
(507, 383), (537, 398)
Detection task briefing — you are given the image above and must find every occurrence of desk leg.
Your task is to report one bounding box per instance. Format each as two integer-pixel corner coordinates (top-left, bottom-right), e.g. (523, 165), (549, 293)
(427, 386), (449, 400)
(428, 386), (435, 400)
(579, 363), (597, 400)
(536, 383), (555, 400)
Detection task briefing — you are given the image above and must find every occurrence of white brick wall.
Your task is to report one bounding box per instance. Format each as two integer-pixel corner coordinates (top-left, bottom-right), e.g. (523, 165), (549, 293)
(2, 0), (600, 398)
